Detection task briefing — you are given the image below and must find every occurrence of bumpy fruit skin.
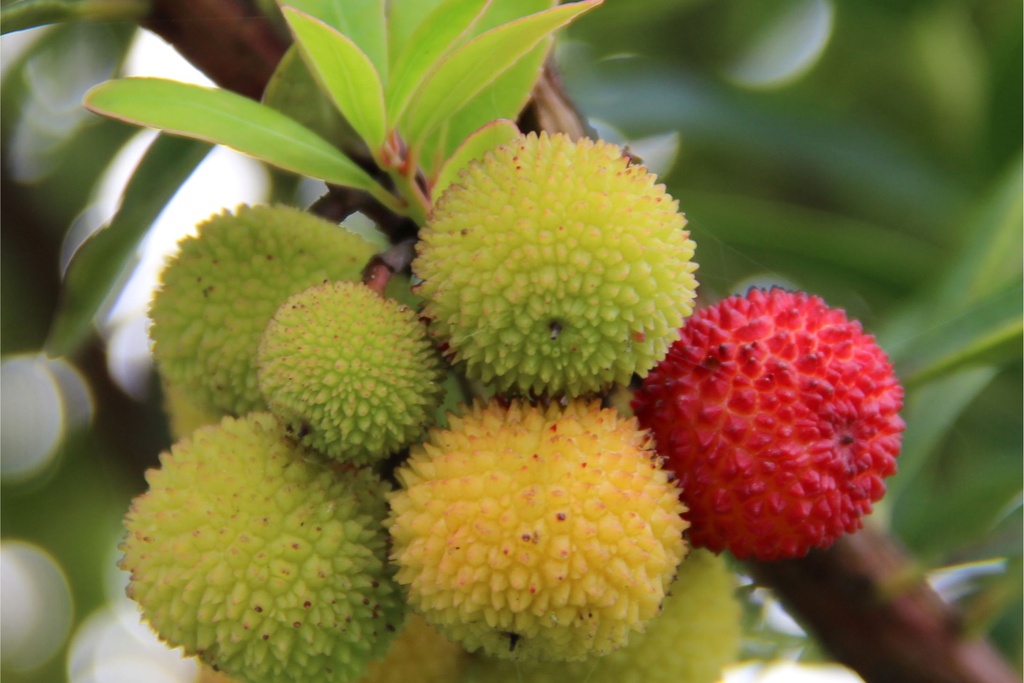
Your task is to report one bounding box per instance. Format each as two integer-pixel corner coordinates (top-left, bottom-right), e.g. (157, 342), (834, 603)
(633, 287), (904, 560)
(257, 281), (446, 464)
(465, 550), (741, 683)
(149, 205), (378, 415)
(414, 132), (698, 397)
(361, 613), (469, 683)
(120, 413), (405, 683)
(387, 400), (688, 661)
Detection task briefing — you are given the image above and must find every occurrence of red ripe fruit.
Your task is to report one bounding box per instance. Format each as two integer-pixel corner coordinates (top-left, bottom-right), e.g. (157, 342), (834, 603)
(633, 288), (905, 561)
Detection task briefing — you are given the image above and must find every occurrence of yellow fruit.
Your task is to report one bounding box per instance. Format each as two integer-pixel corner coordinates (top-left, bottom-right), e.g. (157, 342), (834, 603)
(387, 400), (688, 661)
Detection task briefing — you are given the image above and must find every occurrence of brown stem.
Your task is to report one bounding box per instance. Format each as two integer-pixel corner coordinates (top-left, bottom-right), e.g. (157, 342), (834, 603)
(748, 528), (1019, 683)
(139, 0), (288, 101)
(361, 260), (392, 296)
(124, 4), (1020, 681)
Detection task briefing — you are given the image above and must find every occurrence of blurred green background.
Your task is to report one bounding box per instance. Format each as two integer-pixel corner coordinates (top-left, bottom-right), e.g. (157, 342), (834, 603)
(1, 1), (1021, 681)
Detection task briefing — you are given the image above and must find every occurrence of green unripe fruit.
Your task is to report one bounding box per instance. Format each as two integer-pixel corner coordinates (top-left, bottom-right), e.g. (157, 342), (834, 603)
(465, 550), (741, 683)
(414, 132), (698, 397)
(120, 413), (405, 683)
(257, 281), (446, 464)
(149, 204), (379, 415)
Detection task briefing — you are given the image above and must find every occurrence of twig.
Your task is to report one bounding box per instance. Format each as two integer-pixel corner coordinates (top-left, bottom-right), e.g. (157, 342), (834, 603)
(748, 527), (1019, 683)
(140, 0), (288, 101)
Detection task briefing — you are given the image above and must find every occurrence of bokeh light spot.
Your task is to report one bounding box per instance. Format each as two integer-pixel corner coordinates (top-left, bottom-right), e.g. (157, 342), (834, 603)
(726, 0), (834, 89)
(68, 602), (199, 683)
(0, 540), (73, 672)
(1, 355), (91, 483)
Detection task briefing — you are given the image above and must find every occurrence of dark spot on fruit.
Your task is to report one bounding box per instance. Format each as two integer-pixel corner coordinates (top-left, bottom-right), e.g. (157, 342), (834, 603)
(254, 605), (263, 613)
(502, 631), (521, 652)
(304, 601), (311, 609)
(557, 513), (566, 521)
(840, 435), (855, 445)
(549, 321), (563, 340)
(386, 624), (396, 632)
(262, 634), (269, 640)
(522, 534), (531, 542)
(298, 422), (312, 438)
(202, 286), (214, 298)
(294, 621), (301, 628)
(362, 598), (370, 605)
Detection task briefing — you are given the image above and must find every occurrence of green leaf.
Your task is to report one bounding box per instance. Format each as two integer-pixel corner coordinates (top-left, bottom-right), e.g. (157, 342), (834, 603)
(386, 0), (491, 127)
(402, 0), (601, 147)
(1, 0), (147, 34)
(887, 367), (999, 500)
(282, 0), (388, 82)
(897, 282), (1023, 390)
(83, 78), (398, 209)
(682, 191), (942, 291)
(386, 0), (445, 64)
(433, 118), (518, 199)
(45, 135), (211, 358)
(283, 7), (386, 152)
(261, 45), (360, 152)
(937, 156), (1023, 312)
(432, 39), (548, 166)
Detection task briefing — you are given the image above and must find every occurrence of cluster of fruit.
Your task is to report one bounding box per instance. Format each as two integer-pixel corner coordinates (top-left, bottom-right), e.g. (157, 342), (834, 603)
(121, 132), (904, 683)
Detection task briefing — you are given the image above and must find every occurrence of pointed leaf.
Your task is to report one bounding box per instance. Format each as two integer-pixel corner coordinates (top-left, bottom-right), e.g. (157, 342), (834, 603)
(83, 78), (396, 206)
(283, 7), (386, 151)
(387, 0), (445, 62)
(433, 39), (549, 165)
(403, 0), (601, 146)
(937, 156), (1023, 312)
(900, 282), (1023, 390)
(282, 0), (388, 81)
(887, 367), (998, 499)
(46, 135), (211, 358)
(261, 45), (361, 152)
(433, 119), (518, 199)
(386, 0), (491, 126)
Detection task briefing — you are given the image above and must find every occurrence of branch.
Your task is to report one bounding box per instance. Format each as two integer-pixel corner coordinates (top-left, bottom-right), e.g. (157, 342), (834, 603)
(140, 0), (288, 101)
(748, 528), (1019, 683)
(127, 4), (1019, 681)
